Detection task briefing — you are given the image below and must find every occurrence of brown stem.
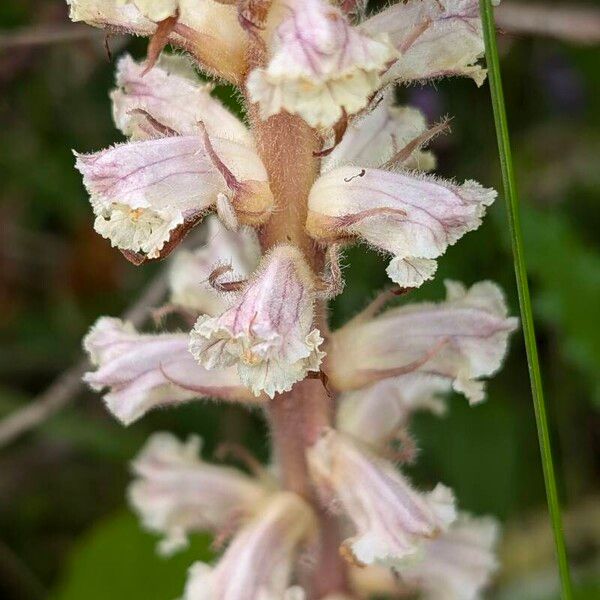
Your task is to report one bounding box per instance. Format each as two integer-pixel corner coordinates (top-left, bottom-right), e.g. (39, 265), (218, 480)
(245, 42), (348, 599)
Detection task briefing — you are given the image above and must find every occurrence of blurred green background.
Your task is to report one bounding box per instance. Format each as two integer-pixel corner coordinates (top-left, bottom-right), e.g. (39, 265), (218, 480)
(0, 1), (599, 599)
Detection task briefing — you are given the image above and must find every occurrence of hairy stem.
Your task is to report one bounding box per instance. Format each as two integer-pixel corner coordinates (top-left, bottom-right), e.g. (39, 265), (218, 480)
(245, 45), (347, 597)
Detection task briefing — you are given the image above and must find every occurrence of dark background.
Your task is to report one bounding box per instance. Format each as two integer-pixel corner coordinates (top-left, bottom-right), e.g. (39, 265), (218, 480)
(0, 1), (599, 598)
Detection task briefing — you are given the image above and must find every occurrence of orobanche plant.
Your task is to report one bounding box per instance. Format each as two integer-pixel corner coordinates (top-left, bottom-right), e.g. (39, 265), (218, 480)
(68, 0), (518, 598)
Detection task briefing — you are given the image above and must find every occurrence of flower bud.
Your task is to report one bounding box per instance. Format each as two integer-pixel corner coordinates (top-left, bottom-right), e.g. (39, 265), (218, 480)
(111, 53), (252, 144)
(129, 432), (269, 555)
(307, 429), (456, 566)
(307, 168), (496, 288)
(363, 0), (487, 87)
(246, 0), (397, 128)
(189, 245), (325, 397)
(168, 216), (261, 315)
(83, 317), (253, 424)
(182, 492), (315, 600)
(325, 281), (518, 403)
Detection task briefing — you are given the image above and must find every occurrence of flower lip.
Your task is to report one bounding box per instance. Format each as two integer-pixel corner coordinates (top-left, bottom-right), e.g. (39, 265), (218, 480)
(189, 244), (325, 398)
(246, 0), (398, 127)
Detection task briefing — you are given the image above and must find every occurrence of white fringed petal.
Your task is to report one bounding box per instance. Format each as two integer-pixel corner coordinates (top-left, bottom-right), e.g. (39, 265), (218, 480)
(83, 317), (252, 424)
(326, 281), (518, 398)
(307, 429), (456, 566)
(247, 0), (397, 128)
(168, 216), (261, 315)
(182, 492), (315, 600)
(399, 514), (500, 600)
(307, 167), (496, 287)
(129, 432), (268, 554)
(323, 94), (436, 171)
(363, 0), (487, 86)
(74, 134), (272, 258)
(337, 373), (449, 448)
(111, 53), (252, 144)
(189, 245), (325, 398)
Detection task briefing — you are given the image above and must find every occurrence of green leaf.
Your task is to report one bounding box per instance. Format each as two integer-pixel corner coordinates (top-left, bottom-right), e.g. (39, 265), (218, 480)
(52, 511), (214, 600)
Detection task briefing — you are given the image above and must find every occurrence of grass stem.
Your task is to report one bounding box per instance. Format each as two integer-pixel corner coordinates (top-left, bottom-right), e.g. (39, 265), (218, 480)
(478, 1), (574, 598)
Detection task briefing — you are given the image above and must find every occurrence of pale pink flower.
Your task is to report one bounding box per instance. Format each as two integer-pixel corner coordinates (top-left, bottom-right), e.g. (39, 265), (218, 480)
(111, 53), (252, 144)
(325, 281), (518, 402)
(168, 216), (261, 316)
(67, 0), (246, 82)
(74, 113), (272, 259)
(337, 373), (449, 448)
(363, 0), (487, 87)
(129, 432), (270, 555)
(323, 92), (436, 172)
(247, 0), (397, 128)
(398, 514), (500, 600)
(182, 492), (315, 600)
(83, 317), (252, 424)
(307, 168), (496, 288)
(189, 245), (325, 398)
(307, 429), (456, 566)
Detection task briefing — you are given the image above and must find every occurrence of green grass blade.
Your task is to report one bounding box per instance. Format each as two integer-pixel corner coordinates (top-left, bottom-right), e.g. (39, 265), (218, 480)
(478, 1), (574, 597)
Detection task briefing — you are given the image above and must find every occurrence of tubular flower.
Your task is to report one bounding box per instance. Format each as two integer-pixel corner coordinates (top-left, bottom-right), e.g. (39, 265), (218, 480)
(83, 317), (253, 425)
(307, 429), (456, 567)
(362, 0), (488, 87)
(323, 92), (436, 172)
(325, 281), (518, 401)
(182, 492), (316, 600)
(129, 432), (270, 555)
(168, 216), (261, 316)
(307, 168), (496, 288)
(111, 53), (252, 145)
(337, 373), (449, 449)
(246, 0), (397, 128)
(189, 245), (325, 398)
(74, 58), (273, 260)
(398, 514), (499, 600)
(67, 0), (247, 82)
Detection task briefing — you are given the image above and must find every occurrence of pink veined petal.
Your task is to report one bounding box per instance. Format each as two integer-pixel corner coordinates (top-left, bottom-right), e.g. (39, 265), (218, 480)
(83, 317), (253, 424)
(189, 245), (325, 398)
(307, 429), (456, 566)
(111, 53), (252, 144)
(399, 513), (500, 600)
(325, 280), (518, 398)
(337, 373), (450, 448)
(246, 0), (397, 127)
(182, 492), (315, 600)
(323, 92), (436, 172)
(362, 0), (487, 86)
(67, 0), (247, 83)
(307, 167), (496, 287)
(129, 432), (269, 555)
